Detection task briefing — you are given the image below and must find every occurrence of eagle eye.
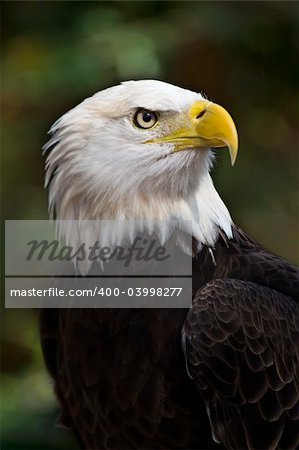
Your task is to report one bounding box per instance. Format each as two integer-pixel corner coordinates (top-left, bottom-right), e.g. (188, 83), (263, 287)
(134, 109), (158, 129)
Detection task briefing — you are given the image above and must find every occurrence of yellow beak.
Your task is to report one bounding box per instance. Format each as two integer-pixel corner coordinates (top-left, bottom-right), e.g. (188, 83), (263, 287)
(149, 100), (238, 165)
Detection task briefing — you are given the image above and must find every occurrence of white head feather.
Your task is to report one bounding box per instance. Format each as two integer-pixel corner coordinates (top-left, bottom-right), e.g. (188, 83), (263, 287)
(44, 80), (233, 266)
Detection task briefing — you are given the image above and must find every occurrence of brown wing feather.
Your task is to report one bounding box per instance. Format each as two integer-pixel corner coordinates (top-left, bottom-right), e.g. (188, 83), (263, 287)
(40, 226), (299, 449)
(193, 227), (299, 301)
(183, 278), (299, 450)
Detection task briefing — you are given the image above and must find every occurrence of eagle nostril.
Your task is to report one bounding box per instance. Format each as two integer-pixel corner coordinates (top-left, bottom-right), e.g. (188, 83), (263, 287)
(196, 110), (206, 119)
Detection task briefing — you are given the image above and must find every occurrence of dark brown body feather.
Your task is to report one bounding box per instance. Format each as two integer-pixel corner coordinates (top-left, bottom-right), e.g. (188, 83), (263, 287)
(40, 227), (299, 449)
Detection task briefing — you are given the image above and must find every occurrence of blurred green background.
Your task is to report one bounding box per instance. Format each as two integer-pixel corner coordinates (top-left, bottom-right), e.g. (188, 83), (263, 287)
(1, 1), (298, 449)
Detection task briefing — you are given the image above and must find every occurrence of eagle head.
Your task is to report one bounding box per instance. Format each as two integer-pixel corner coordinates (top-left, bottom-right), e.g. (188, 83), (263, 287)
(44, 80), (238, 257)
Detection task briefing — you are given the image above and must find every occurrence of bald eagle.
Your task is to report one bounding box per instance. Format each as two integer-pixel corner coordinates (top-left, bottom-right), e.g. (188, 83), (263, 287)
(40, 80), (299, 450)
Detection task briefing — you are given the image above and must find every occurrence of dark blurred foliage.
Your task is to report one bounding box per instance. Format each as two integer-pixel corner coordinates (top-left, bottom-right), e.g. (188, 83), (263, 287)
(1, 2), (298, 449)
